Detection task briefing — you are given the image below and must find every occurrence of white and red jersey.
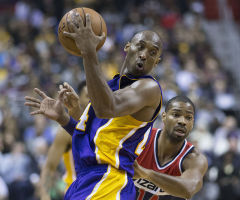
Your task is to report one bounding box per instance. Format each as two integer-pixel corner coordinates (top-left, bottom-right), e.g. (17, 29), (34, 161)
(134, 128), (194, 200)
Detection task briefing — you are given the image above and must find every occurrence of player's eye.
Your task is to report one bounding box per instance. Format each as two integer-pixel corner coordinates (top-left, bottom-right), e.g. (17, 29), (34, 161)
(173, 113), (180, 117)
(186, 116), (193, 120)
(150, 50), (157, 56)
(137, 43), (144, 50)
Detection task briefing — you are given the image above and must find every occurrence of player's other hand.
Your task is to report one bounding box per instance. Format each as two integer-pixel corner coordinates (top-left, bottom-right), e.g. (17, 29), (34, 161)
(24, 88), (70, 126)
(133, 160), (149, 179)
(59, 82), (80, 111)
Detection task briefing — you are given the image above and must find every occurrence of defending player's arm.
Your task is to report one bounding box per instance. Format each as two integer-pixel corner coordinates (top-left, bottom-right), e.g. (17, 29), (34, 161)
(40, 129), (71, 200)
(63, 13), (161, 119)
(134, 149), (208, 199)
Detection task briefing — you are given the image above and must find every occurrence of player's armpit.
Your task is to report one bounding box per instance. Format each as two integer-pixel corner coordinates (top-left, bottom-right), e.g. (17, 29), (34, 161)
(99, 79), (161, 119)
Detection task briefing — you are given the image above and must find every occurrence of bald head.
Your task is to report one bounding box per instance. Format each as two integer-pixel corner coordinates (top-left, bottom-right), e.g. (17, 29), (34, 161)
(131, 30), (163, 50)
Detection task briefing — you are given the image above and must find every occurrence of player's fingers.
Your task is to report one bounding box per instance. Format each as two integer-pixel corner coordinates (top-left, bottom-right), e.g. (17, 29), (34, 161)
(24, 102), (40, 108)
(30, 110), (44, 115)
(34, 88), (48, 99)
(67, 92), (78, 100)
(98, 32), (106, 42)
(85, 13), (92, 29)
(63, 82), (74, 92)
(73, 11), (84, 29)
(66, 14), (79, 33)
(63, 31), (75, 39)
(24, 96), (41, 104)
(69, 11), (83, 32)
(58, 88), (68, 101)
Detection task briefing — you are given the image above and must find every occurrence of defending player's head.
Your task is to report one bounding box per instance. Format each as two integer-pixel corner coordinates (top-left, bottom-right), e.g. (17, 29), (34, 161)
(123, 30), (163, 76)
(162, 96), (195, 142)
(77, 80), (89, 107)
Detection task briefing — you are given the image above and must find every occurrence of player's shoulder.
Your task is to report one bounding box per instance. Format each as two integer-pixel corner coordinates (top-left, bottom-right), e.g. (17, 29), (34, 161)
(183, 147), (208, 170)
(131, 78), (161, 96)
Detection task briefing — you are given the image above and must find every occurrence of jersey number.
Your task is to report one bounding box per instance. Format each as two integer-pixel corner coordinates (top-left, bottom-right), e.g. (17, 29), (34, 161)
(76, 103), (90, 131)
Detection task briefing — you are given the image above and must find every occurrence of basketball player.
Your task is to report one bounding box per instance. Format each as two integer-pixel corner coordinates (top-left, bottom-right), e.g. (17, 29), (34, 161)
(25, 12), (163, 200)
(40, 81), (88, 200)
(133, 96), (208, 200)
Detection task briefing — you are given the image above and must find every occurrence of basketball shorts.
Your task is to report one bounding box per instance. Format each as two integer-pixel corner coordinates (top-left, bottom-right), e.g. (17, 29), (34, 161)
(64, 164), (136, 200)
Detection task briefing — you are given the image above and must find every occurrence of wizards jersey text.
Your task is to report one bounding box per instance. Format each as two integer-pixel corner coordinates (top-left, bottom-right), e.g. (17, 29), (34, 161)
(134, 128), (194, 200)
(63, 74), (162, 200)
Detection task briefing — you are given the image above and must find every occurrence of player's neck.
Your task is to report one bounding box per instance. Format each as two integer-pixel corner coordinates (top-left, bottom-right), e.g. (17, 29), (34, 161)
(157, 131), (185, 165)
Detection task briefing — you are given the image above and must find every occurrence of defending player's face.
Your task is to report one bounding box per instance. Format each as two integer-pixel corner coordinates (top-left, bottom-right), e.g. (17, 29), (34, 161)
(124, 31), (162, 76)
(79, 86), (89, 107)
(162, 101), (194, 142)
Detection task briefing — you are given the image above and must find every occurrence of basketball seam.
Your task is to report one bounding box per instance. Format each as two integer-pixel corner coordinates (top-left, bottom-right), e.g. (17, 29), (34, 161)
(98, 14), (103, 36)
(82, 7), (86, 26)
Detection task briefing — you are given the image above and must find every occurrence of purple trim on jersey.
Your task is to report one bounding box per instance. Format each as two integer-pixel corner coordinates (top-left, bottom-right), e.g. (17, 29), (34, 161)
(119, 124), (153, 176)
(62, 116), (78, 136)
(154, 130), (187, 170)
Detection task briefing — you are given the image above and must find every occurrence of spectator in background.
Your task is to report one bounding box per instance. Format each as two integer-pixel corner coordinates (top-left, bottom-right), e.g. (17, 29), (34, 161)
(217, 134), (240, 200)
(0, 142), (36, 200)
(213, 116), (240, 156)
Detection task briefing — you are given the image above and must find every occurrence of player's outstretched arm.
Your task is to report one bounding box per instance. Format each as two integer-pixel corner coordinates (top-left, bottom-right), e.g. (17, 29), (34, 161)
(40, 128), (71, 200)
(134, 150), (208, 199)
(24, 88), (70, 126)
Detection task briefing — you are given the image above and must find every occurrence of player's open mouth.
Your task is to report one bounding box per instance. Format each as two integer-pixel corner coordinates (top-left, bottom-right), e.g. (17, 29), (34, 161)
(136, 62), (144, 71)
(174, 127), (186, 136)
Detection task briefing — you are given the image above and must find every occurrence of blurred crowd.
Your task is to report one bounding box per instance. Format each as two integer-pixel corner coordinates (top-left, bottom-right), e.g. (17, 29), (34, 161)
(0, 0), (240, 200)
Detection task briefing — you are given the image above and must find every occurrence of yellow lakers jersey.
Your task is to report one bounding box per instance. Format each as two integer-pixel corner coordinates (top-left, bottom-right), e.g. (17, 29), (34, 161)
(62, 149), (76, 190)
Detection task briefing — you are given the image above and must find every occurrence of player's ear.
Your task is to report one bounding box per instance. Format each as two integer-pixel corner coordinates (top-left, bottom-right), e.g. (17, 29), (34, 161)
(154, 56), (161, 67)
(162, 112), (166, 122)
(124, 42), (131, 52)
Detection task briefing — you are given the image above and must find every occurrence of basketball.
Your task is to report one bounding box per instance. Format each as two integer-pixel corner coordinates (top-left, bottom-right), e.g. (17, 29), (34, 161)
(58, 7), (107, 56)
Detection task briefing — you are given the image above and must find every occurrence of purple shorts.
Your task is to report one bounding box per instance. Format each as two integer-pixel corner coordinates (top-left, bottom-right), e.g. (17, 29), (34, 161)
(64, 164), (136, 200)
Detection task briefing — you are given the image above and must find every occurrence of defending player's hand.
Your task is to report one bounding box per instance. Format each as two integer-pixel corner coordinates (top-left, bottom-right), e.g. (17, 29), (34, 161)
(59, 82), (80, 110)
(63, 12), (105, 55)
(133, 160), (149, 179)
(24, 88), (70, 126)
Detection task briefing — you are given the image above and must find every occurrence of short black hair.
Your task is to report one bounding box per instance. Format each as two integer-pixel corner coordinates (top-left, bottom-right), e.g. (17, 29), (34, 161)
(165, 95), (195, 114)
(77, 80), (86, 94)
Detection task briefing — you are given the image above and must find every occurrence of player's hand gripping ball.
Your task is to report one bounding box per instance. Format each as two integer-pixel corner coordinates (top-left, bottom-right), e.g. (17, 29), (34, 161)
(58, 7), (107, 56)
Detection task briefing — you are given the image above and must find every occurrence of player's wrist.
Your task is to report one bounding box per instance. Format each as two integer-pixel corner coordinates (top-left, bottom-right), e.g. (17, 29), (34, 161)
(81, 47), (97, 58)
(57, 112), (70, 126)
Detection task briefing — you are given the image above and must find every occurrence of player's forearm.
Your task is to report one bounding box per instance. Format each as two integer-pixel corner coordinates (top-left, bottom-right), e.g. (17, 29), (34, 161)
(40, 167), (54, 196)
(82, 51), (115, 118)
(147, 170), (200, 199)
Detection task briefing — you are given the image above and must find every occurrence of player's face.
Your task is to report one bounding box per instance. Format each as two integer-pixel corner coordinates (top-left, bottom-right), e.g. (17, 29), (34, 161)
(79, 86), (89, 107)
(162, 101), (194, 142)
(124, 31), (162, 76)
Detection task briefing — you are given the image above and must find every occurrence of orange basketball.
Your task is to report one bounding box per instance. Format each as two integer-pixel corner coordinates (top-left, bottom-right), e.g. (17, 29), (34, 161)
(58, 7), (107, 56)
